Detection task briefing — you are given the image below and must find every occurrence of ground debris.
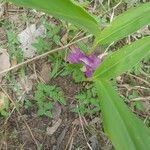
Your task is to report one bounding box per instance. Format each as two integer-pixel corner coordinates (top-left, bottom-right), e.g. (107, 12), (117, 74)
(52, 102), (62, 121)
(89, 135), (101, 150)
(18, 24), (46, 58)
(40, 62), (51, 83)
(46, 118), (62, 135)
(0, 48), (10, 82)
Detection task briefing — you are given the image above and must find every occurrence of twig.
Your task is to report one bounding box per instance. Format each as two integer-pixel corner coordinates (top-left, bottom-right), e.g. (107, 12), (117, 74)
(69, 137), (74, 150)
(77, 105), (93, 150)
(130, 96), (150, 102)
(110, 1), (122, 22)
(3, 91), (26, 125)
(0, 34), (92, 76)
(0, 86), (39, 148)
(92, 0), (97, 12)
(65, 126), (76, 150)
(128, 73), (150, 87)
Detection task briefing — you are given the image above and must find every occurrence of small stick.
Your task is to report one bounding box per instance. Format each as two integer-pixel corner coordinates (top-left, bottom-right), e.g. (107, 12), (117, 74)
(0, 86), (39, 148)
(0, 34), (92, 76)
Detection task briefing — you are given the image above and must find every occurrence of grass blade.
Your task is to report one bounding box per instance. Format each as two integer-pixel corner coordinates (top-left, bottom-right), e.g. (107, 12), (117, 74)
(95, 3), (150, 45)
(8, 0), (101, 37)
(93, 36), (150, 80)
(95, 80), (150, 150)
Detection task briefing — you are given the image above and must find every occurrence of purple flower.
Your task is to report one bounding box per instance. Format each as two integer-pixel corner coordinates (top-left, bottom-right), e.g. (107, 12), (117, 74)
(67, 46), (101, 77)
(67, 47), (84, 63)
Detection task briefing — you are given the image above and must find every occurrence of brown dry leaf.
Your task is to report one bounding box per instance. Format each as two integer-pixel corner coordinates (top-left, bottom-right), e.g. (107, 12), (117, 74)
(89, 117), (101, 125)
(0, 48), (11, 82)
(52, 102), (62, 121)
(20, 76), (33, 94)
(0, 28), (6, 44)
(56, 126), (68, 150)
(46, 118), (62, 135)
(40, 63), (51, 83)
(6, 4), (25, 28)
(143, 101), (150, 114)
(0, 3), (4, 18)
(89, 136), (100, 150)
(72, 118), (80, 126)
(0, 92), (7, 111)
(11, 58), (17, 67)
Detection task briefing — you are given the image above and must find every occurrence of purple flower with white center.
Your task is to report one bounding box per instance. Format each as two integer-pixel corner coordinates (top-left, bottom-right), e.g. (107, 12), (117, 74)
(67, 46), (101, 77)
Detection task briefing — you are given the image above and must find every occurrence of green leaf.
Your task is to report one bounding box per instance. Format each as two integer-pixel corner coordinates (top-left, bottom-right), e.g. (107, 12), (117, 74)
(95, 2), (150, 45)
(8, 0), (100, 37)
(95, 79), (150, 150)
(93, 36), (150, 80)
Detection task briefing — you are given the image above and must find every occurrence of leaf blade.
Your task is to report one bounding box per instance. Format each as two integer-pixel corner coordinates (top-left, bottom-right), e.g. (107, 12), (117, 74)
(95, 80), (150, 150)
(93, 36), (150, 80)
(96, 3), (150, 45)
(8, 0), (100, 36)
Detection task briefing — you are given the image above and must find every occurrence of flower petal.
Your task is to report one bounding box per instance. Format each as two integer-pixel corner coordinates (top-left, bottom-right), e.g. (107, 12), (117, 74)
(80, 54), (100, 69)
(88, 54), (101, 69)
(67, 47), (85, 63)
(85, 66), (93, 77)
(67, 46), (101, 77)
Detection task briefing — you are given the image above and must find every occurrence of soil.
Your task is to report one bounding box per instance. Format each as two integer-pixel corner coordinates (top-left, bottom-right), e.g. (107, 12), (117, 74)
(0, 75), (110, 150)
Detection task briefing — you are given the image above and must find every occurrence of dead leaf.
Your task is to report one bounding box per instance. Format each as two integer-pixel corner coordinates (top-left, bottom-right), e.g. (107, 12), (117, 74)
(11, 58), (17, 67)
(0, 92), (7, 111)
(89, 117), (101, 125)
(46, 118), (62, 135)
(52, 102), (62, 120)
(72, 118), (80, 125)
(143, 101), (150, 114)
(56, 127), (68, 150)
(0, 28), (6, 44)
(89, 136), (100, 150)
(20, 76), (33, 94)
(18, 24), (46, 58)
(40, 63), (51, 83)
(0, 3), (4, 18)
(0, 48), (11, 82)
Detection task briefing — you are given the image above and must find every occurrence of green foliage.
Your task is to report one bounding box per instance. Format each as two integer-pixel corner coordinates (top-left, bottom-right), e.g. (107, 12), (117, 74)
(131, 54), (150, 75)
(32, 24), (61, 54)
(32, 37), (49, 54)
(24, 99), (32, 109)
(48, 51), (65, 79)
(44, 22), (61, 45)
(95, 2), (150, 45)
(45, 24), (61, 45)
(72, 85), (100, 116)
(7, 31), (23, 63)
(95, 80), (150, 150)
(34, 83), (66, 117)
(93, 36), (150, 80)
(128, 91), (144, 112)
(62, 63), (86, 82)
(8, 0), (101, 37)
(77, 42), (90, 53)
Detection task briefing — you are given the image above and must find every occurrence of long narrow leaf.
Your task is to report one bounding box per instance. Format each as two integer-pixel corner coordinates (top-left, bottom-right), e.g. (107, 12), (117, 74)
(95, 80), (150, 150)
(8, 0), (101, 37)
(93, 36), (150, 80)
(95, 2), (150, 45)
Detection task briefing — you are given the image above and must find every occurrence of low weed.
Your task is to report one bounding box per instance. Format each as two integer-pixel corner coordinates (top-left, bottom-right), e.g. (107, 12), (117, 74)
(34, 82), (66, 117)
(72, 84), (100, 116)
